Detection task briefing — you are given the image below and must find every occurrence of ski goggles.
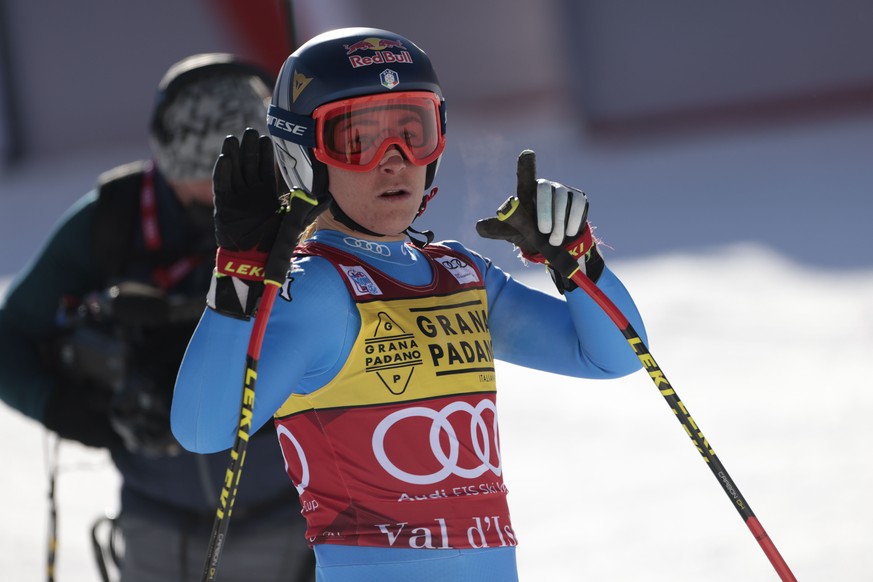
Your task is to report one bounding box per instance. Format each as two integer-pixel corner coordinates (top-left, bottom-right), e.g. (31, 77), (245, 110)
(311, 91), (445, 172)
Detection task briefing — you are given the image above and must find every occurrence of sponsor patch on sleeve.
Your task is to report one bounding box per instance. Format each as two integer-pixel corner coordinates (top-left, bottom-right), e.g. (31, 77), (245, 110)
(434, 255), (480, 284)
(341, 265), (383, 296)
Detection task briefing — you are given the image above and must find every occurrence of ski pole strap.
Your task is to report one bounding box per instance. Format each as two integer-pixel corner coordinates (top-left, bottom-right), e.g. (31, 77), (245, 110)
(510, 219), (604, 291)
(264, 189), (328, 285)
(518, 222), (595, 265)
(214, 190), (325, 284)
(495, 196), (581, 278)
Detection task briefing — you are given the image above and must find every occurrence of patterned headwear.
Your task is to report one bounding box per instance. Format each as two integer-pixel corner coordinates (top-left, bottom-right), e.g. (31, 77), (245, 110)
(148, 54), (273, 182)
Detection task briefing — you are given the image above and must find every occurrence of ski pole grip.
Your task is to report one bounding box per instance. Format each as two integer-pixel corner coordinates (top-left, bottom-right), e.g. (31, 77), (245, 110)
(495, 196), (581, 278)
(264, 190), (327, 284)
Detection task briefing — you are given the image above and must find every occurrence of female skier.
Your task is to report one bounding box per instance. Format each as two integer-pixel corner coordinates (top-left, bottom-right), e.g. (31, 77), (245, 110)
(172, 27), (647, 581)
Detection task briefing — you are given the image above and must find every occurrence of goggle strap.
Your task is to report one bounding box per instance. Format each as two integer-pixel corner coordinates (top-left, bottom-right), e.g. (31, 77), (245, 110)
(266, 105), (317, 147)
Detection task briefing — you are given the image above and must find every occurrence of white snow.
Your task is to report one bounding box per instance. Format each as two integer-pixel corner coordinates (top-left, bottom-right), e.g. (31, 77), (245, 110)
(2, 112), (872, 581)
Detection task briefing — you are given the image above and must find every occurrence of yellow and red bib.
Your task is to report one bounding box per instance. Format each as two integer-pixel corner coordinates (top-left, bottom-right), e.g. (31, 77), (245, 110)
(274, 242), (515, 549)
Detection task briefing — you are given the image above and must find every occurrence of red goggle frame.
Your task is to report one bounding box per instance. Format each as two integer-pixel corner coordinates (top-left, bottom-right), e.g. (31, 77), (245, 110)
(312, 91), (445, 172)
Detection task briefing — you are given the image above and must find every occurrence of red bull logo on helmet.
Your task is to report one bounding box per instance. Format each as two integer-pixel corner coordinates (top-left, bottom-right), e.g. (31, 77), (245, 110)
(343, 37), (413, 69)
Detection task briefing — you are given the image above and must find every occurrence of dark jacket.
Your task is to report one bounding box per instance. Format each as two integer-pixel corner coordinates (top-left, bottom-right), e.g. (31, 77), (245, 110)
(0, 161), (296, 520)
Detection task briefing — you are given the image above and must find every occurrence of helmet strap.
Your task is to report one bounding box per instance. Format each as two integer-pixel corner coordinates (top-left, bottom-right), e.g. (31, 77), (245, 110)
(402, 186), (438, 248)
(321, 147), (439, 248)
(404, 225), (434, 248)
(329, 199), (386, 237)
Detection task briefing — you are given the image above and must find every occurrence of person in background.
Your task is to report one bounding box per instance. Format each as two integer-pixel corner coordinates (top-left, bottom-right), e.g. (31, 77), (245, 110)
(172, 28), (648, 582)
(0, 53), (315, 582)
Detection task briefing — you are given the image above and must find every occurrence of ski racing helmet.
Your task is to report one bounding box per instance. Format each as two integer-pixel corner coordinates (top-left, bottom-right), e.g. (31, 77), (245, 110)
(267, 28), (446, 215)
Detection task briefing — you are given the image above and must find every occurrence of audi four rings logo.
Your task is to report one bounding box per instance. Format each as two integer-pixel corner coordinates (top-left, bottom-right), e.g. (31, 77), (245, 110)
(435, 255), (479, 284)
(277, 425), (310, 495)
(439, 257), (467, 269)
(343, 236), (391, 256)
(372, 399), (502, 485)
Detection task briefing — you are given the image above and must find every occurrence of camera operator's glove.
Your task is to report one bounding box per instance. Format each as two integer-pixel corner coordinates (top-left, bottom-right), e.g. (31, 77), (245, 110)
(43, 385), (123, 449)
(476, 150), (604, 293)
(209, 129), (327, 319)
(110, 373), (180, 457)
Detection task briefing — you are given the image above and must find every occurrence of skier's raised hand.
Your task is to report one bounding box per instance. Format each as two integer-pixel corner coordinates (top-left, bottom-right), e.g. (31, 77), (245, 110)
(208, 128), (284, 318)
(476, 150), (604, 290)
(213, 128), (283, 257)
(209, 128), (327, 318)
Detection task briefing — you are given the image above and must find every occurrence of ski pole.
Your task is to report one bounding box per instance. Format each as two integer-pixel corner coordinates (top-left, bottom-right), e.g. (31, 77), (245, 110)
(495, 150), (797, 582)
(200, 190), (324, 582)
(567, 269), (797, 581)
(45, 436), (59, 582)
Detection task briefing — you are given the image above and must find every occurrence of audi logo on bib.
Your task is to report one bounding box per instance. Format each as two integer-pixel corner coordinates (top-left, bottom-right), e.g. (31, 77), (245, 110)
(373, 398), (501, 485)
(342, 236), (391, 256)
(276, 424), (310, 495)
(274, 391), (514, 547)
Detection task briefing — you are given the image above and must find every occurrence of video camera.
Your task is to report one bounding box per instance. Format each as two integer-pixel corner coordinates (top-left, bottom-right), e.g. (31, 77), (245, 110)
(46, 281), (205, 457)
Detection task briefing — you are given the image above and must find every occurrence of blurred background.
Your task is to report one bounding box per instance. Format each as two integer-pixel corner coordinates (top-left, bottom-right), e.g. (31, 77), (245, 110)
(2, 0), (872, 273)
(2, 1), (873, 581)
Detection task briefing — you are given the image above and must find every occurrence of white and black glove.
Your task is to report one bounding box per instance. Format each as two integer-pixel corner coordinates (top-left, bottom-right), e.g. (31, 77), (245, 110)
(476, 149), (603, 292)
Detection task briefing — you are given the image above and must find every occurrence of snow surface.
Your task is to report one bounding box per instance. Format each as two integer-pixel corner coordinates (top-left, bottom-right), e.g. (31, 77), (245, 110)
(2, 110), (872, 581)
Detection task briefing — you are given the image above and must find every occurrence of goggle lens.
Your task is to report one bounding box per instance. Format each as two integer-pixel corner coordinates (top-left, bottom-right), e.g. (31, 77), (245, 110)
(313, 92), (444, 171)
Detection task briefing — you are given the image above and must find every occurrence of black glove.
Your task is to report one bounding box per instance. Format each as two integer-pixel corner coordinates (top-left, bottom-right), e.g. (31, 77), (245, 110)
(209, 128), (327, 318)
(476, 150), (604, 292)
(214, 128), (284, 253)
(109, 373), (180, 457)
(43, 384), (123, 449)
(210, 129), (285, 319)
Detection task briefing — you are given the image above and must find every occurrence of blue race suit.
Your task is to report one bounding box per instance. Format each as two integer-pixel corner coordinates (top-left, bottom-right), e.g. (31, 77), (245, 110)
(173, 228), (647, 581)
